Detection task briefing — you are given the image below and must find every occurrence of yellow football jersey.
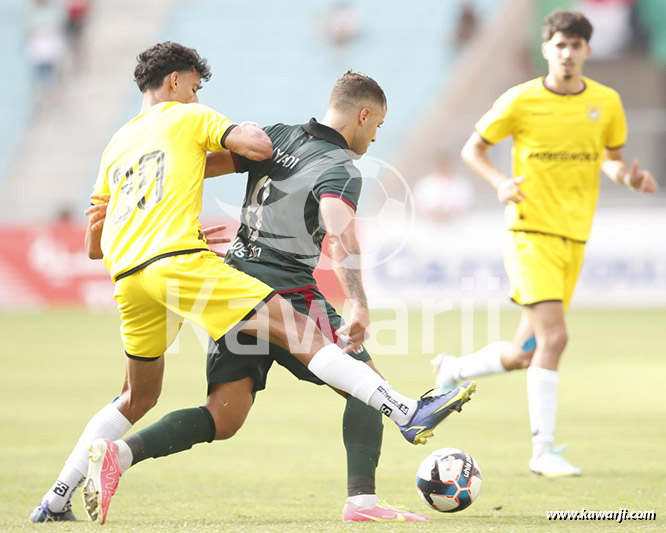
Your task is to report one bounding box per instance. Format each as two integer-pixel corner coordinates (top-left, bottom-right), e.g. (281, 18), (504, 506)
(92, 102), (235, 281)
(476, 77), (627, 242)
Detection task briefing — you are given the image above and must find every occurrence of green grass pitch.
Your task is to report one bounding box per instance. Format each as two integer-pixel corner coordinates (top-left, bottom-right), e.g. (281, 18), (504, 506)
(1, 308), (665, 532)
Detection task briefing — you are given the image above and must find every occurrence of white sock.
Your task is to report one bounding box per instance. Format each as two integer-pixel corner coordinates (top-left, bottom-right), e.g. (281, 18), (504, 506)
(367, 383), (417, 426)
(115, 439), (133, 474)
(455, 341), (508, 381)
(307, 344), (416, 425)
(42, 467), (84, 512)
(527, 366), (558, 460)
(347, 494), (379, 507)
(42, 402), (132, 511)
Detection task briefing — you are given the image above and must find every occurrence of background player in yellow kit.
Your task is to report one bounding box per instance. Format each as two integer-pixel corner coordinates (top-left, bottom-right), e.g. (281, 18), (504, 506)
(434, 10), (658, 477)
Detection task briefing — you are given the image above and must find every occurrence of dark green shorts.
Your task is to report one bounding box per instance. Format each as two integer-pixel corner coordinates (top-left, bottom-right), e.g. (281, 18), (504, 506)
(206, 286), (371, 394)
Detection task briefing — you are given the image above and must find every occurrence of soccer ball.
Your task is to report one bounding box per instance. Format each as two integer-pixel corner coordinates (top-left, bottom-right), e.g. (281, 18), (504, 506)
(415, 447), (482, 513)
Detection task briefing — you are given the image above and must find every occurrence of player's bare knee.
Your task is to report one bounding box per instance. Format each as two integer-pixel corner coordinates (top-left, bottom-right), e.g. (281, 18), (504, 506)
(516, 349), (535, 368)
(501, 343), (534, 370)
(121, 390), (160, 422)
(211, 413), (244, 440)
(504, 350), (533, 370)
(539, 329), (568, 354)
(554, 329), (568, 352)
(132, 396), (159, 419)
(214, 424), (241, 440)
(206, 387), (251, 440)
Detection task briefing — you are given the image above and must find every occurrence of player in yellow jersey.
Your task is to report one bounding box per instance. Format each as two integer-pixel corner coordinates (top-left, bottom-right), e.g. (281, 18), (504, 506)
(31, 43), (474, 524)
(434, 10), (658, 477)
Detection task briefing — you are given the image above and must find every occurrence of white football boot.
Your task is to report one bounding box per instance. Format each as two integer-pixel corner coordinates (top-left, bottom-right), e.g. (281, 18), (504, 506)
(432, 354), (460, 394)
(529, 446), (581, 478)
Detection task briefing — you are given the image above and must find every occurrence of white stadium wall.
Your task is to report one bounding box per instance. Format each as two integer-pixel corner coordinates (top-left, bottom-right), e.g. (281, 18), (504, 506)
(361, 208), (666, 309)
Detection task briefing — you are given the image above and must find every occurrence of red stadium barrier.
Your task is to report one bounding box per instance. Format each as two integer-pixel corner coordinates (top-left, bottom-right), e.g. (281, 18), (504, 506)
(0, 221), (113, 309)
(0, 221), (344, 309)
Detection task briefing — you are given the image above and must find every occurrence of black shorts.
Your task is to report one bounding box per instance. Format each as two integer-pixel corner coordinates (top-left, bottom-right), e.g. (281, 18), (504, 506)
(206, 286), (371, 395)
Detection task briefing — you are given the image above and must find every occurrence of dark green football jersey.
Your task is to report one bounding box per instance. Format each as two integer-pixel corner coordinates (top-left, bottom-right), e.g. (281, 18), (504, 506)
(225, 119), (361, 290)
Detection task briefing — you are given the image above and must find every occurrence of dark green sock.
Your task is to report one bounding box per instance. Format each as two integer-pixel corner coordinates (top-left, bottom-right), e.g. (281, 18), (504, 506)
(343, 396), (383, 496)
(126, 406), (216, 466)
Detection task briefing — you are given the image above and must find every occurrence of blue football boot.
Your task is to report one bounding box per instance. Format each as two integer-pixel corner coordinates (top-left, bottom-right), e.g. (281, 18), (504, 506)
(400, 381), (477, 445)
(30, 500), (77, 522)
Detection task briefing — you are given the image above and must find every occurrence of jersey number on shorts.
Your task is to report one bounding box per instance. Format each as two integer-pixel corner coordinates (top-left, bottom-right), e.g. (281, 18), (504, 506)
(112, 150), (165, 224)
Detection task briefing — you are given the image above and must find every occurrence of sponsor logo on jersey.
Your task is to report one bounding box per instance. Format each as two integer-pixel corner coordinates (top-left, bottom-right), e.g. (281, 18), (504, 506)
(526, 151), (599, 162)
(273, 148), (300, 170)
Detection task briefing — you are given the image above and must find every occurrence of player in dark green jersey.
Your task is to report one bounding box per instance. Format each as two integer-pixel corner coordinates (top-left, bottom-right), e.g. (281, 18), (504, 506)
(84, 72), (475, 523)
(204, 111), (410, 521)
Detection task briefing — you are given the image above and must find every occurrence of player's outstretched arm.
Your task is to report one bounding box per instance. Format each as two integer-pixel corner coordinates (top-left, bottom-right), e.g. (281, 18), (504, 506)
(320, 196), (369, 354)
(461, 132), (525, 204)
(602, 148), (659, 193)
(223, 122), (273, 161)
(84, 194), (109, 259)
(204, 152), (236, 178)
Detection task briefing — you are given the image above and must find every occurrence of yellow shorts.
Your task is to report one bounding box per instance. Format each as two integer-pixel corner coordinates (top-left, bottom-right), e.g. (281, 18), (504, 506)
(503, 231), (585, 311)
(113, 251), (275, 359)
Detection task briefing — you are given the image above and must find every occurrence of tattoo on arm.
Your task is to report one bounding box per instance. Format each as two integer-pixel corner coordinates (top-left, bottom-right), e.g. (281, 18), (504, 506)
(336, 242), (368, 307)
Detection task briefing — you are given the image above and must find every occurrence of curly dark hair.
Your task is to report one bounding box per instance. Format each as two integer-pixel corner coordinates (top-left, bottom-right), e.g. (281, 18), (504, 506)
(134, 42), (212, 93)
(542, 10), (593, 43)
(329, 70), (387, 112)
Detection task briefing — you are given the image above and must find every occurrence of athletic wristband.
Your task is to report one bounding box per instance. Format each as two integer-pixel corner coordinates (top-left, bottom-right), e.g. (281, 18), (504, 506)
(623, 172), (638, 190)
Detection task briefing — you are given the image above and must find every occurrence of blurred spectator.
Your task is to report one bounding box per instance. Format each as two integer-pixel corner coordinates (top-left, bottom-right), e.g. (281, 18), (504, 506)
(575, 0), (634, 59)
(413, 154), (475, 222)
(455, 2), (479, 49)
(65, 0), (92, 72)
(26, 0), (66, 88)
(319, 1), (361, 49)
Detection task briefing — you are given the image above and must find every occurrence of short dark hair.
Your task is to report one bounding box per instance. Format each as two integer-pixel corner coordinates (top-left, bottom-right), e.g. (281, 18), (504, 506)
(134, 42), (212, 93)
(329, 70), (387, 112)
(542, 10), (593, 42)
